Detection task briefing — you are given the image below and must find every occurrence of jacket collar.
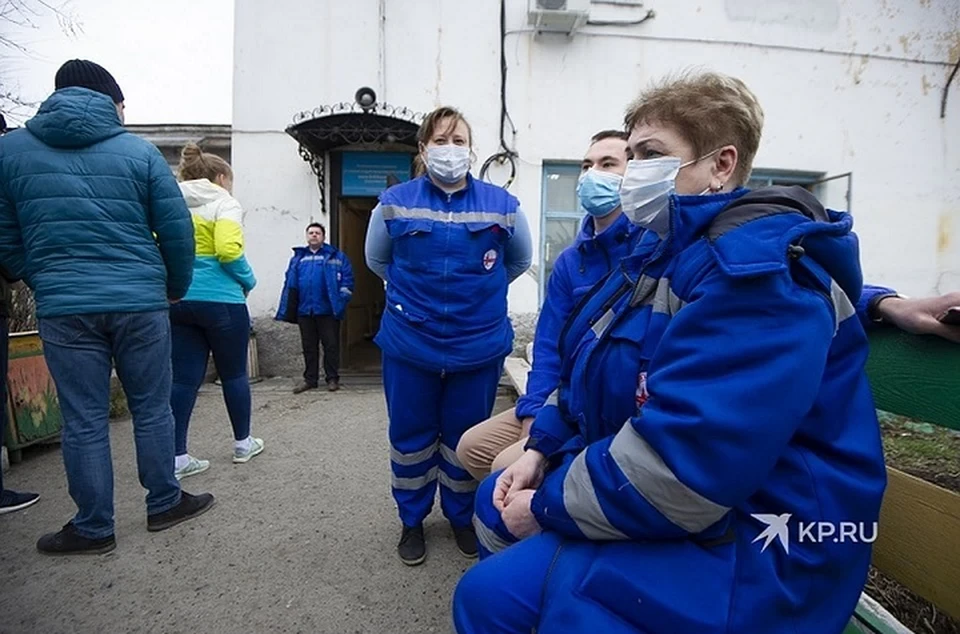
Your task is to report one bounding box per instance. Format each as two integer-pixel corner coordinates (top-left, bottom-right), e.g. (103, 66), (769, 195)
(293, 243), (335, 257)
(420, 172), (475, 198)
(577, 211), (633, 252)
(667, 187), (750, 249)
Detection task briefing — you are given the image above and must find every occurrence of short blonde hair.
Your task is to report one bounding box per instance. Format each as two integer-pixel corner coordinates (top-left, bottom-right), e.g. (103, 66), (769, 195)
(624, 71), (764, 186)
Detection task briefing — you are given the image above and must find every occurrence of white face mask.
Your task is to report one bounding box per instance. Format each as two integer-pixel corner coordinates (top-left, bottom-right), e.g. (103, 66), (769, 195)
(619, 149), (722, 234)
(425, 145), (471, 185)
(619, 157), (682, 235)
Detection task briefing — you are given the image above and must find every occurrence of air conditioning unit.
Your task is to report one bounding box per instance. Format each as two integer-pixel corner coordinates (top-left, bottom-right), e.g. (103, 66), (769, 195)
(527, 0), (590, 35)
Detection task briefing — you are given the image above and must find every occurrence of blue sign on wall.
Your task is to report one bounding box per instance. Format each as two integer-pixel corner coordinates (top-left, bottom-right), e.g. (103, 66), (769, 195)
(341, 152), (413, 196)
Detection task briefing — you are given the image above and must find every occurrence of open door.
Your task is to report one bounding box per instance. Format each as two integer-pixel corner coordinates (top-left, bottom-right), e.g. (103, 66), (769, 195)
(337, 197), (384, 373)
(808, 172), (853, 213)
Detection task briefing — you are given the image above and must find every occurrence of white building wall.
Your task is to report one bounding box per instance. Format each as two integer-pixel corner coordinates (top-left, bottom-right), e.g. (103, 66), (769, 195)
(234, 0), (960, 319)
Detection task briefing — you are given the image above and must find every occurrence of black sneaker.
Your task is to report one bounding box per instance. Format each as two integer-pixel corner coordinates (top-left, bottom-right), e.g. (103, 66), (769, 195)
(453, 523), (478, 559)
(147, 491), (216, 532)
(0, 489), (40, 515)
(37, 522), (116, 556)
(293, 382), (317, 394)
(398, 523), (426, 566)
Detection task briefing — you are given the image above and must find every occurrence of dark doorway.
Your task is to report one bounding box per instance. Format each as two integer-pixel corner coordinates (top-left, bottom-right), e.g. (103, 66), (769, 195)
(337, 196), (383, 373)
(286, 100), (423, 375)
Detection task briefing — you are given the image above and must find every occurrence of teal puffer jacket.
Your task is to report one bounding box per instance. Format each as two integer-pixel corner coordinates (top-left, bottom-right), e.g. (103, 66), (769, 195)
(0, 87), (194, 318)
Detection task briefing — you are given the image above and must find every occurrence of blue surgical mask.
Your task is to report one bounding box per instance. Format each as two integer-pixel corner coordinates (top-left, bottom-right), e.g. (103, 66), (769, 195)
(577, 168), (623, 218)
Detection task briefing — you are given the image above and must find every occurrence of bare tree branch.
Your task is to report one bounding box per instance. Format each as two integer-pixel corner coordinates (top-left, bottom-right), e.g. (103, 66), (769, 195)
(0, 0), (83, 119)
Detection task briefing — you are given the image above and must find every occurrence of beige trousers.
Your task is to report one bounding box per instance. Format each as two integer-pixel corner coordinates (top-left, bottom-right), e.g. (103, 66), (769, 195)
(456, 406), (528, 481)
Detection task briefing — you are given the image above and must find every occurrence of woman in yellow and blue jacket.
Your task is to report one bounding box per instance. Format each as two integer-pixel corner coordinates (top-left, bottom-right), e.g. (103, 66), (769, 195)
(170, 143), (263, 479)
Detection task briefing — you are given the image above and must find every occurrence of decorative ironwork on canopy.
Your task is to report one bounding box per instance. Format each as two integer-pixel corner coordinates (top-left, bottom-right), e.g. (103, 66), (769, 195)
(286, 101), (425, 214)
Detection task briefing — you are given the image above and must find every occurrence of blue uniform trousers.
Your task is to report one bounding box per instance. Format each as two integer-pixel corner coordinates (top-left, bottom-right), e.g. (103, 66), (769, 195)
(383, 354), (502, 528)
(454, 472), (559, 634)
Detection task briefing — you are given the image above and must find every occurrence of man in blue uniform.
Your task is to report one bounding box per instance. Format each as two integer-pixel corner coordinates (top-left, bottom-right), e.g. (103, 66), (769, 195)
(457, 130), (641, 480)
(277, 222), (355, 393)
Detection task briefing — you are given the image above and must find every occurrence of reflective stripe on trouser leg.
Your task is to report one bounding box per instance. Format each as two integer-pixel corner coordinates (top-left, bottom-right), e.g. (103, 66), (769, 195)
(390, 444), (440, 528)
(438, 360), (504, 528)
(472, 470), (520, 560)
(383, 354), (443, 528)
(439, 442), (479, 521)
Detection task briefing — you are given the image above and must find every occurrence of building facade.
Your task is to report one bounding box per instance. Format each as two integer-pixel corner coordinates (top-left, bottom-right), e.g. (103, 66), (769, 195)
(233, 0), (960, 371)
(127, 124), (232, 170)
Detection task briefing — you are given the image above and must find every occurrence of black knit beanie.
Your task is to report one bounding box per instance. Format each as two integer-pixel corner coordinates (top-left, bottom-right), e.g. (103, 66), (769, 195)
(54, 59), (125, 104)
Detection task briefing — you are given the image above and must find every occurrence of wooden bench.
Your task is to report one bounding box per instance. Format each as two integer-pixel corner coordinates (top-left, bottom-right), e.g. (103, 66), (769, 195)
(845, 328), (960, 634)
(501, 328), (960, 634)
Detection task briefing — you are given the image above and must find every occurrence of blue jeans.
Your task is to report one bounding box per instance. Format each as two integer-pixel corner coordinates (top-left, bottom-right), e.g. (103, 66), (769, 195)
(169, 301), (251, 455)
(0, 315), (8, 493)
(39, 311), (181, 539)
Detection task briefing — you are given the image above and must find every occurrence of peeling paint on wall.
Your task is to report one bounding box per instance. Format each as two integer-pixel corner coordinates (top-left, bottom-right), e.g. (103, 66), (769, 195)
(899, 32), (921, 55)
(851, 56), (869, 84)
(938, 213), (952, 255)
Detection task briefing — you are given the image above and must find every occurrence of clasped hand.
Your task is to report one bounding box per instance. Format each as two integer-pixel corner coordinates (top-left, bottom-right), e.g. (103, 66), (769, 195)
(493, 449), (548, 539)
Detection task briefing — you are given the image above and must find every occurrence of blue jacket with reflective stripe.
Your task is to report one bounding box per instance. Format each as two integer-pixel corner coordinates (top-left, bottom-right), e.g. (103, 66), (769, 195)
(275, 244), (354, 321)
(515, 211), (641, 419)
(524, 187), (887, 634)
(367, 174), (525, 373)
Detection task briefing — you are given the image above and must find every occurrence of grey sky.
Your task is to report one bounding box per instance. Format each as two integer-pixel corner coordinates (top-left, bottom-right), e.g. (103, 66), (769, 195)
(2, 0), (233, 126)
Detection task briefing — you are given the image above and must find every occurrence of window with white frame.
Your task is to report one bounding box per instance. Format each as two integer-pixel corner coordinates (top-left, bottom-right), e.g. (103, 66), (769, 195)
(539, 162), (584, 306)
(747, 168), (853, 212)
(747, 168), (824, 193)
(537, 165), (849, 305)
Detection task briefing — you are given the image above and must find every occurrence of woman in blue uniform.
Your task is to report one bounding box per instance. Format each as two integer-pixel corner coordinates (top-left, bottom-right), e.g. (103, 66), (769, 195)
(453, 72), (887, 634)
(364, 106), (532, 566)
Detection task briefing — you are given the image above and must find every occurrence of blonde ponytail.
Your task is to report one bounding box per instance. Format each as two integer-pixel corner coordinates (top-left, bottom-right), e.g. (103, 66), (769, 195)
(177, 142), (232, 183)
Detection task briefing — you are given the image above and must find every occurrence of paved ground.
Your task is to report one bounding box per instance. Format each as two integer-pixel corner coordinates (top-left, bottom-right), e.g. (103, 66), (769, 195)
(0, 378), (515, 634)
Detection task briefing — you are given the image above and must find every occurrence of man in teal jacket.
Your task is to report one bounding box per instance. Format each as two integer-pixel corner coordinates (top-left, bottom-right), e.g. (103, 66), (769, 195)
(0, 60), (215, 555)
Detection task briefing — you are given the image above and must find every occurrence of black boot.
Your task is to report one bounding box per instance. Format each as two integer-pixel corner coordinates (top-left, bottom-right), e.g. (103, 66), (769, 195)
(398, 523), (426, 566)
(453, 523), (478, 559)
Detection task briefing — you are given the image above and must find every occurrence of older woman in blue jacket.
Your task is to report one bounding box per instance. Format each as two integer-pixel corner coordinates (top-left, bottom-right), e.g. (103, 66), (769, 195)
(454, 72), (887, 634)
(365, 106), (532, 566)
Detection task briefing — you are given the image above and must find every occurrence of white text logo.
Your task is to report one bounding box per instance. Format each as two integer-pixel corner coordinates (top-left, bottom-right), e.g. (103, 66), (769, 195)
(751, 513), (878, 555)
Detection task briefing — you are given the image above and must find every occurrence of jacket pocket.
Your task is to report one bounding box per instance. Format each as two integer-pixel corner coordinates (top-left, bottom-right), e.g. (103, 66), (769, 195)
(387, 301), (427, 324)
(388, 220), (435, 273)
(574, 539), (736, 633)
(463, 223), (508, 275)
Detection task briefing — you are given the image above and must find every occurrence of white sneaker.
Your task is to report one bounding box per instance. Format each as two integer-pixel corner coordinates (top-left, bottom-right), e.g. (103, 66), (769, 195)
(233, 437), (264, 464)
(174, 456), (210, 480)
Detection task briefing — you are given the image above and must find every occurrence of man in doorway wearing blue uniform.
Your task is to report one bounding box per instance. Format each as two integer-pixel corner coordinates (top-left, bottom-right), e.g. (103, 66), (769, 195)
(277, 223), (355, 393)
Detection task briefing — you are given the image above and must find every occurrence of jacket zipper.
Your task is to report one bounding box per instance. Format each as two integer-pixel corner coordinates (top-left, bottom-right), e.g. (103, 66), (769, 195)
(440, 191), (454, 375)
